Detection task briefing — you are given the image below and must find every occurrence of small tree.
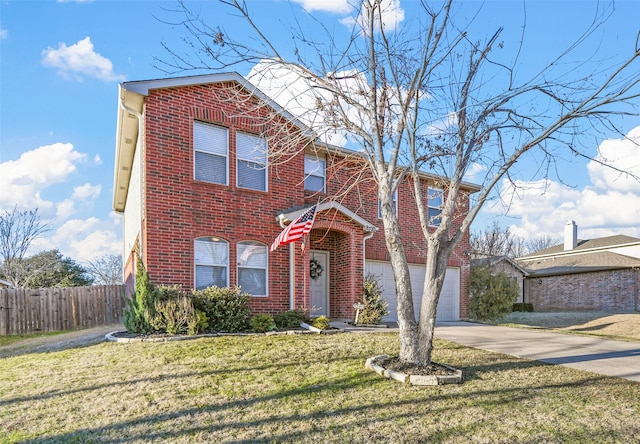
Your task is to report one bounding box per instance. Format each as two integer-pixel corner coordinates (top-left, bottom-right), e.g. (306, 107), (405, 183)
(359, 274), (389, 325)
(16, 250), (93, 289)
(469, 266), (519, 321)
(0, 206), (51, 288)
(86, 254), (123, 285)
(122, 260), (158, 334)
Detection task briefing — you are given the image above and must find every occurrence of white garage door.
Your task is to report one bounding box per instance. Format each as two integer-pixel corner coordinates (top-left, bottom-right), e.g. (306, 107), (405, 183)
(365, 261), (460, 322)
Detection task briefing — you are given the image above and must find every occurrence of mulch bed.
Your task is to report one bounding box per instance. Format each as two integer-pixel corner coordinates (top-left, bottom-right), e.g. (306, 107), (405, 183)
(374, 356), (458, 376)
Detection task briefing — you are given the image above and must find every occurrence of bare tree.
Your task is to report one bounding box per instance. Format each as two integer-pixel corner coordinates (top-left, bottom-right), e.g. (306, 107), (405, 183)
(470, 221), (527, 258)
(0, 206), (51, 288)
(159, 0), (640, 366)
(85, 254), (123, 285)
(526, 234), (560, 255)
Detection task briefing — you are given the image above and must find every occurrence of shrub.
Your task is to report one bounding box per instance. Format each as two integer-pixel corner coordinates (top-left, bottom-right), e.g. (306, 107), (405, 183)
(357, 274), (389, 325)
(312, 315), (331, 330)
(122, 260), (158, 334)
(250, 314), (276, 333)
(274, 309), (308, 329)
(470, 266), (519, 321)
(192, 286), (251, 332)
(513, 303), (534, 312)
(146, 285), (208, 336)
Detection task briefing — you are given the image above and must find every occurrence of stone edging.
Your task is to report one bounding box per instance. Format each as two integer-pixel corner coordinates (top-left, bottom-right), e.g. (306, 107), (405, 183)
(105, 325), (343, 343)
(365, 354), (463, 386)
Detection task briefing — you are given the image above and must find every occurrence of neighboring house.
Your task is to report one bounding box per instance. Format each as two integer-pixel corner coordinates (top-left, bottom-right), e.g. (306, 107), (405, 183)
(0, 279), (13, 289)
(112, 73), (479, 322)
(516, 221), (640, 312)
(471, 256), (529, 303)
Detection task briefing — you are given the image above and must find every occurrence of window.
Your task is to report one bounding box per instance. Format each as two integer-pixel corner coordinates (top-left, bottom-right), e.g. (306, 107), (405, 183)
(237, 132), (268, 191)
(428, 188), (443, 226)
(304, 155), (326, 192)
(194, 122), (228, 185)
(194, 237), (228, 290)
(237, 241), (268, 297)
(378, 189), (398, 219)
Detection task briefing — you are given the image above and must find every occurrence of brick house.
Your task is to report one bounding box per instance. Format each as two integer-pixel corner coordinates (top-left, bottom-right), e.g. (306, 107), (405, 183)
(471, 256), (529, 303)
(112, 73), (478, 322)
(517, 221), (640, 312)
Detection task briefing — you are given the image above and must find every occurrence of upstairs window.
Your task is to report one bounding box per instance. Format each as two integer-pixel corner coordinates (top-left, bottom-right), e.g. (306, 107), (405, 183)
(237, 132), (268, 191)
(428, 188), (443, 227)
(194, 122), (228, 185)
(237, 241), (268, 297)
(194, 237), (228, 290)
(378, 189), (398, 219)
(304, 155), (326, 192)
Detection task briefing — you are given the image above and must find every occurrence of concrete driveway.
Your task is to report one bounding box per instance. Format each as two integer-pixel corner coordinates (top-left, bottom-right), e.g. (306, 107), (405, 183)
(434, 322), (640, 383)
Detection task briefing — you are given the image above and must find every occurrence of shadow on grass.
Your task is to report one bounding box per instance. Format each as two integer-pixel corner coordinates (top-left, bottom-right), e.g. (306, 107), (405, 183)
(25, 369), (613, 444)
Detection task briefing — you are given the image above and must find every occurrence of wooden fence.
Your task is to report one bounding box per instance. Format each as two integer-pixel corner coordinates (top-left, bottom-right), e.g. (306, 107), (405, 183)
(0, 285), (126, 335)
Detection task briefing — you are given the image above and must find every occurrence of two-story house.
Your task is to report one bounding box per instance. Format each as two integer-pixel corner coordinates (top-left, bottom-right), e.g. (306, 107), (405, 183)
(113, 73), (478, 322)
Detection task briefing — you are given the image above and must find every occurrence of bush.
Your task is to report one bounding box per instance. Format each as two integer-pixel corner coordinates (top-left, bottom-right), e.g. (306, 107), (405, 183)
(312, 315), (331, 330)
(123, 260), (158, 334)
(470, 266), (519, 321)
(358, 274), (389, 324)
(146, 285), (208, 336)
(513, 303), (534, 312)
(250, 314), (276, 333)
(274, 309), (308, 329)
(192, 286), (251, 332)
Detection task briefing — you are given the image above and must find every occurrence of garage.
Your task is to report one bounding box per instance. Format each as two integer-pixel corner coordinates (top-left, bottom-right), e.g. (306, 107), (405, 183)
(365, 261), (460, 322)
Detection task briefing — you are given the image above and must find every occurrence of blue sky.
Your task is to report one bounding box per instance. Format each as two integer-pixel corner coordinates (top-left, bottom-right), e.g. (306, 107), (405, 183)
(1, 0), (639, 265)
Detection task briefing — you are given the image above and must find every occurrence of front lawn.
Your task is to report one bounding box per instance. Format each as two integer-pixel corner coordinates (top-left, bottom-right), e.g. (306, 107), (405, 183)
(1, 333), (638, 443)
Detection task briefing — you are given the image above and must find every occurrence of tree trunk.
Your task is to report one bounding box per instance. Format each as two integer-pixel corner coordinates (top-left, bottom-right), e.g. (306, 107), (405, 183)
(416, 234), (450, 365)
(381, 207), (420, 364)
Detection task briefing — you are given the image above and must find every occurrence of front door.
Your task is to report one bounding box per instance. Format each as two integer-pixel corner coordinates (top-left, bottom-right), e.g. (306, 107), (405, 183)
(309, 250), (329, 317)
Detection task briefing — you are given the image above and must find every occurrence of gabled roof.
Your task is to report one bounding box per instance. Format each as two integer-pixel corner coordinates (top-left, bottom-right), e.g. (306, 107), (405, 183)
(113, 73), (315, 213)
(518, 251), (640, 277)
(471, 255), (530, 276)
(113, 72), (481, 213)
(277, 201), (377, 233)
(520, 235), (640, 259)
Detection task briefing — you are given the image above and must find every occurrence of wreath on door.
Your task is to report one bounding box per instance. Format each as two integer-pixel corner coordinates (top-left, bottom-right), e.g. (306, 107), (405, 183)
(310, 258), (324, 280)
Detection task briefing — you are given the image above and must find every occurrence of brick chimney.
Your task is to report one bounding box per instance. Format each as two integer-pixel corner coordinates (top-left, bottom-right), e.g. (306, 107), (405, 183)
(564, 220), (577, 250)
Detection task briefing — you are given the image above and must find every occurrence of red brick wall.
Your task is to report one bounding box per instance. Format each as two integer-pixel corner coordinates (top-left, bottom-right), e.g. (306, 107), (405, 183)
(137, 80), (473, 317)
(142, 82), (308, 315)
(524, 269), (639, 311)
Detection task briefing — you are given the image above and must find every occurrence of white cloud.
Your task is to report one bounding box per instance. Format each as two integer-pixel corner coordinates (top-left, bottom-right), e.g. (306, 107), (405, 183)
(33, 217), (121, 262)
(0, 28), (8, 39)
(0, 143), (86, 213)
(340, 0), (405, 32)
(72, 183), (101, 200)
(291, 0), (352, 13)
(483, 126), (640, 240)
(587, 125), (640, 193)
(41, 36), (125, 82)
(56, 183), (102, 219)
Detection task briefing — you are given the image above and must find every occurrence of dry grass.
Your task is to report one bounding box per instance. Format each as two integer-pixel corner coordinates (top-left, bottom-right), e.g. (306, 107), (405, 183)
(1, 332), (639, 443)
(499, 312), (640, 341)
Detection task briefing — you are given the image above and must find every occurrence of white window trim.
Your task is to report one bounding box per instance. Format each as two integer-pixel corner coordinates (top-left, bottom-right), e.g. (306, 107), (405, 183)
(304, 155), (326, 193)
(428, 187), (444, 227)
(193, 121), (229, 186)
(194, 237), (229, 290)
(237, 241), (268, 297)
(236, 132), (268, 192)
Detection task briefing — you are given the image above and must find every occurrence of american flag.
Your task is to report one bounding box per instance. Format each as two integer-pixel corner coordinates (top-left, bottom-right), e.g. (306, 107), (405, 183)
(270, 205), (317, 252)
